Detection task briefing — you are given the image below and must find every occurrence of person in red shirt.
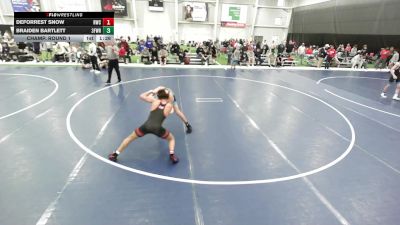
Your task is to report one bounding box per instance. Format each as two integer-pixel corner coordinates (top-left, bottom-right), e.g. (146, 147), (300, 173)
(103, 0), (114, 11)
(375, 47), (391, 69)
(344, 43), (351, 57)
(305, 46), (313, 55)
(118, 46), (126, 63)
(325, 45), (336, 69)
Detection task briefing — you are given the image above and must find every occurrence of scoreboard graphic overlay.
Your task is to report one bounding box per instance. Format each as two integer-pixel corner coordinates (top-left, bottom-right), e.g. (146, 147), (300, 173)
(14, 12), (114, 42)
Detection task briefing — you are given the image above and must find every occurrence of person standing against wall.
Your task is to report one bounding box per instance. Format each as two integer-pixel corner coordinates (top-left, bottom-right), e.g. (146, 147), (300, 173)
(105, 41), (122, 84)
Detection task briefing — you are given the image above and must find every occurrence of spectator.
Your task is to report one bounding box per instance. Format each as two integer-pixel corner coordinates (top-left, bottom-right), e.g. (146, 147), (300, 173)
(262, 42), (269, 55)
(159, 46), (168, 65)
(53, 43), (66, 62)
(202, 46), (211, 65)
(69, 43), (78, 63)
(276, 53), (283, 67)
(360, 44), (368, 56)
(137, 40), (145, 52)
(255, 47), (263, 65)
(350, 44), (358, 57)
(88, 42), (100, 74)
(270, 41), (276, 56)
(297, 43), (306, 64)
(344, 43), (351, 57)
(151, 46), (159, 64)
(351, 52), (363, 69)
(145, 38), (153, 49)
(210, 43), (217, 64)
(286, 40), (295, 54)
(40, 42), (53, 62)
(305, 46), (313, 55)
(231, 47), (240, 70)
(125, 45), (133, 63)
(118, 46), (126, 63)
(32, 42), (40, 62)
(325, 45), (336, 69)
(227, 44), (234, 65)
(170, 41), (180, 63)
(247, 48), (255, 66)
(375, 47), (391, 69)
(277, 42), (285, 54)
(141, 47), (151, 63)
(120, 38), (129, 53)
(178, 49), (187, 64)
(80, 50), (92, 69)
(317, 44), (328, 68)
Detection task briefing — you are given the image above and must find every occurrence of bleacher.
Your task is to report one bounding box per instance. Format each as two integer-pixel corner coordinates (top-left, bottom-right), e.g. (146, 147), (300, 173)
(257, 55), (298, 67)
(185, 52), (203, 65)
(176, 52), (215, 65)
(337, 57), (352, 68)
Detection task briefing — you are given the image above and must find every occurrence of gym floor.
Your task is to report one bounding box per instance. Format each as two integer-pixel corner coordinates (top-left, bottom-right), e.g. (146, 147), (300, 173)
(0, 65), (399, 225)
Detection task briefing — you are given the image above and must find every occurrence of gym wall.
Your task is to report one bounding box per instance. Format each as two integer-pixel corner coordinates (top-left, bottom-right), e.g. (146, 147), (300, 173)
(288, 0), (400, 52)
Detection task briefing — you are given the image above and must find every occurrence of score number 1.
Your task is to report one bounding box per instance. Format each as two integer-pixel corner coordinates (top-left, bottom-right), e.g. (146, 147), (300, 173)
(103, 18), (114, 26)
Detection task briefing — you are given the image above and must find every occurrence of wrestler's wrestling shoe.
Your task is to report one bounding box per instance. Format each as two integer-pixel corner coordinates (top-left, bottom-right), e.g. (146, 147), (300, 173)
(108, 152), (118, 162)
(169, 154), (179, 164)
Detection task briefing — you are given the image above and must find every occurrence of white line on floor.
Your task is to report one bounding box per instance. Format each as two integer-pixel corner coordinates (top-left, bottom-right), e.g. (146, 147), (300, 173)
(291, 103), (400, 175)
(0, 108), (53, 144)
(0, 73), (59, 120)
(316, 76), (386, 84)
(17, 89), (27, 95)
(34, 109), (52, 119)
(324, 89), (400, 118)
(177, 78), (205, 225)
(36, 85), (135, 225)
(343, 106), (400, 133)
(66, 92), (77, 99)
(195, 98), (223, 102)
(214, 80), (349, 225)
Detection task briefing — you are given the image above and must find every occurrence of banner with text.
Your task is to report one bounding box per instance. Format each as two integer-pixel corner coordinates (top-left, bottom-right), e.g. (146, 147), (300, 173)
(182, 2), (208, 22)
(11, 0), (41, 12)
(149, 0), (164, 12)
(220, 4), (247, 28)
(101, 0), (127, 17)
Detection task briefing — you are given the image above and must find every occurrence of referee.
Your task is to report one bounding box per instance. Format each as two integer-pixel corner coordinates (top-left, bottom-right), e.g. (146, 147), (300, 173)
(105, 41), (122, 84)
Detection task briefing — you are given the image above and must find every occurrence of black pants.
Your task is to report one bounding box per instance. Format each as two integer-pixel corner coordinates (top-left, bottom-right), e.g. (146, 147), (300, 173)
(90, 56), (100, 70)
(325, 57), (332, 69)
(255, 57), (263, 65)
(125, 55), (131, 63)
(107, 59), (121, 82)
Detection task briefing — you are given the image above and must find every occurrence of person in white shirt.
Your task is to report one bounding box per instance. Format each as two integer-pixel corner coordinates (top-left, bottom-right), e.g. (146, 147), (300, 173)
(389, 50), (399, 69)
(351, 53), (363, 69)
(297, 43), (306, 64)
(350, 45), (357, 57)
(88, 42), (100, 74)
(53, 43), (65, 62)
